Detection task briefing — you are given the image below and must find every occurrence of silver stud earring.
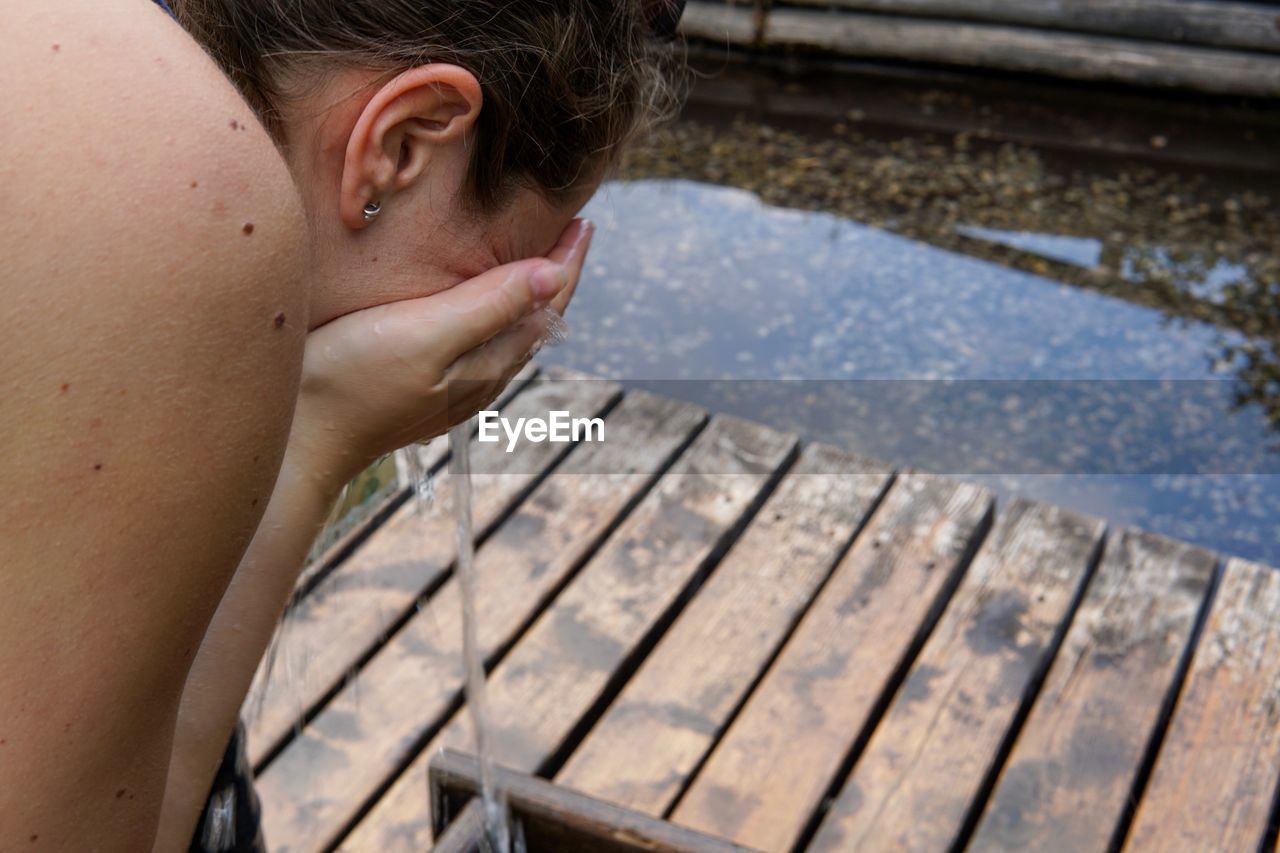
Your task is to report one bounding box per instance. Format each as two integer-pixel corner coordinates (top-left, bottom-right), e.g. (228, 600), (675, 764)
(362, 201), (382, 222)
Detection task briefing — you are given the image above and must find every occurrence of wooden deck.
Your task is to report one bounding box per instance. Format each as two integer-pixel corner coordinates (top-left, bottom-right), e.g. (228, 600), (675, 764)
(249, 368), (1280, 852)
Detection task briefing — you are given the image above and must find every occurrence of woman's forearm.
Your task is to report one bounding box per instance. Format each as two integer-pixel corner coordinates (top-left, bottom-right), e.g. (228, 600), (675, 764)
(152, 222), (586, 849)
(154, 440), (348, 851)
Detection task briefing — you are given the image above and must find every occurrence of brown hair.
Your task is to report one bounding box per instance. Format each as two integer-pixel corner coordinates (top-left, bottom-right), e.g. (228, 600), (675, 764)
(173, 0), (680, 210)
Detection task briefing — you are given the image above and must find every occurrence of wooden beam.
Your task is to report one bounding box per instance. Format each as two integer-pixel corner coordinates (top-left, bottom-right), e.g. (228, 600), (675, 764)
(969, 529), (1216, 851)
(680, 2), (759, 44)
(769, 10), (1280, 97)
(429, 750), (757, 852)
(774, 0), (1280, 54)
(680, 5), (1280, 97)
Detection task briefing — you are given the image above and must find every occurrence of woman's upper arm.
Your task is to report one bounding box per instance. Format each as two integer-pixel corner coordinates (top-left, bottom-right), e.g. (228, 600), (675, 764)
(0, 0), (306, 847)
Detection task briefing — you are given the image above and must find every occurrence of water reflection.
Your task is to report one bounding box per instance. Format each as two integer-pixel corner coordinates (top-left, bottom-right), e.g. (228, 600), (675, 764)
(955, 226), (1103, 269)
(622, 110), (1280, 433)
(541, 179), (1280, 565)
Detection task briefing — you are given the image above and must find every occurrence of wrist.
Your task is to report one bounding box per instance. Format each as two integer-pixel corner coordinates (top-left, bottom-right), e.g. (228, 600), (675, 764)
(282, 412), (366, 506)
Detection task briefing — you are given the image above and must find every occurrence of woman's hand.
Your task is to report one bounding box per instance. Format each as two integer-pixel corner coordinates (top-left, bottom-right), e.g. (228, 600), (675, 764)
(156, 220), (589, 848)
(292, 217), (593, 486)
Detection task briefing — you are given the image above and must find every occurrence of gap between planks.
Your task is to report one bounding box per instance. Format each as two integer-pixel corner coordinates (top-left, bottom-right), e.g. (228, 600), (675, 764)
(965, 528), (1217, 852)
(671, 472), (995, 851)
(1125, 557), (1280, 851)
(258, 393), (714, 851)
(553, 444), (896, 817)
(337, 415), (799, 852)
(803, 498), (1107, 851)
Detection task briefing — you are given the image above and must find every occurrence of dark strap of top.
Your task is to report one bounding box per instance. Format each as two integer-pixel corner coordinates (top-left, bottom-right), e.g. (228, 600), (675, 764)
(153, 0), (175, 17)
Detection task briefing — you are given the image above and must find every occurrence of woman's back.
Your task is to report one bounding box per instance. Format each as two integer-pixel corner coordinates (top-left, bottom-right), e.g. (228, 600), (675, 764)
(0, 0), (306, 847)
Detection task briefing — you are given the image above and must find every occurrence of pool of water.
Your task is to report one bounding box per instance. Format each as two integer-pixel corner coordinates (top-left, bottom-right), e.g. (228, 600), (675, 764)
(541, 178), (1279, 566)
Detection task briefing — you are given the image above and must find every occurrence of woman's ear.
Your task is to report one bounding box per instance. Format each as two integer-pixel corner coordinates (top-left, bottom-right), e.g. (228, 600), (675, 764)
(339, 64), (483, 229)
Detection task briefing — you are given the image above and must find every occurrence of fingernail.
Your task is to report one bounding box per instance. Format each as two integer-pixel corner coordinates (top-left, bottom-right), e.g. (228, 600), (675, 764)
(572, 219), (595, 255)
(531, 263), (567, 302)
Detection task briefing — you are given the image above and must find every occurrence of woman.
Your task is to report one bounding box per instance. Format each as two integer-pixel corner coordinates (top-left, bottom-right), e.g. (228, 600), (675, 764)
(0, 0), (680, 849)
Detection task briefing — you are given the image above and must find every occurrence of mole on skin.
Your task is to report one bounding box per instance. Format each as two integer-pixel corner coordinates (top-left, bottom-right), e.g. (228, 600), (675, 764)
(273, 312), (286, 329)
(242, 223), (255, 236)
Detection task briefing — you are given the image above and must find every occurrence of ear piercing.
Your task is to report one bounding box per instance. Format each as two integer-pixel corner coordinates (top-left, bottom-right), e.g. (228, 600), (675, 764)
(363, 201), (382, 222)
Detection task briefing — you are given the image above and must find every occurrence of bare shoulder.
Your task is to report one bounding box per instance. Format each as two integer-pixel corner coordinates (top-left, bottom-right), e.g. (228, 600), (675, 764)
(0, 1), (306, 847)
(0, 0), (305, 308)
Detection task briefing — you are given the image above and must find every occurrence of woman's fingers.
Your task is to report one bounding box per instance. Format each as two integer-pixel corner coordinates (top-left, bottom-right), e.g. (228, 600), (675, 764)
(439, 316), (547, 426)
(452, 313), (550, 385)
(415, 258), (565, 363)
(366, 258), (561, 365)
(438, 217), (593, 349)
(436, 219), (593, 413)
(373, 217), (591, 365)
(548, 218), (594, 316)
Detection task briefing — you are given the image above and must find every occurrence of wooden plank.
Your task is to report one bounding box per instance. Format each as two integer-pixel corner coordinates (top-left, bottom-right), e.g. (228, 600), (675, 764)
(255, 392), (706, 851)
(672, 473), (995, 850)
(969, 529), (1216, 852)
(681, 67), (1280, 175)
(807, 499), (1106, 851)
(555, 444), (893, 815)
(766, 10), (1280, 98)
(242, 372), (621, 765)
(340, 415), (798, 851)
(1125, 557), (1280, 852)
(680, 2), (761, 44)
(429, 750), (757, 852)
(773, 0), (1280, 54)
(681, 6), (1280, 97)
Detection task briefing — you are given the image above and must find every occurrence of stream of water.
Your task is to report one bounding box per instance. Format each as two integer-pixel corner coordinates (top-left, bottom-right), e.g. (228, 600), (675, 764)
(447, 419), (513, 852)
